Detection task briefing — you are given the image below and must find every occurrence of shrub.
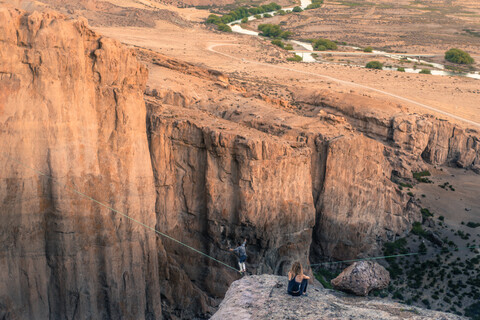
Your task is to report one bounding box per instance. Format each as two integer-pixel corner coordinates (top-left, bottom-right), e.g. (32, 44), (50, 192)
(241, 17), (248, 23)
(255, 14), (262, 19)
(277, 9), (286, 15)
(445, 48), (475, 64)
(467, 222), (480, 228)
(287, 54), (302, 62)
(465, 301), (480, 319)
(263, 13), (272, 18)
(285, 44), (294, 50)
(439, 216), (445, 221)
(317, 45), (327, 51)
(419, 69), (431, 74)
(293, 6), (303, 12)
(312, 38), (337, 50)
(366, 61), (383, 69)
(397, 67), (405, 72)
(412, 222), (426, 236)
(363, 46), (373, 52)
(413, 170), (431, 183)
(271, 39), (285, 48)
(421, 208), (433, 219)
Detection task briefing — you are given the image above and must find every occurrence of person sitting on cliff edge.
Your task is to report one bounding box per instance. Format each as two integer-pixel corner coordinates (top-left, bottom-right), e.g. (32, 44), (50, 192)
(287, 261), (310, 296)
(229, 239), (247, 275)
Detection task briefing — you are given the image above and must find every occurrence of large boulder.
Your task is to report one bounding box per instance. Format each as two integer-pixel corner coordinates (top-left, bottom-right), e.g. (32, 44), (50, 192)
(331, 261), (390, 296)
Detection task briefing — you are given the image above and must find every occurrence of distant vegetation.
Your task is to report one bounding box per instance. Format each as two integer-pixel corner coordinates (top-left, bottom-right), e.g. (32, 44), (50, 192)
(366, 61), (383, 69)
(217, 23), (232, 32)
(311, 38), (337, 51)
(292, 6), (303, 12)
(306, 0), (324, 10)
(445, 48), (475, 65)
(272, 39), (294, 50)
(258, 24), (292, 39)
(363, 46), (373, 52)
(413, 171), (432, 183)
(206, 2), (281, 30)
(419, 69), (431, 74)
(397, 67), (405, 72)
(287, 54), (303, 62)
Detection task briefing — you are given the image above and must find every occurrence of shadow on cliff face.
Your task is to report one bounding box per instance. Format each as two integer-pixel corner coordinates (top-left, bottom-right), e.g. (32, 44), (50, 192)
(146, 99), (316, 317)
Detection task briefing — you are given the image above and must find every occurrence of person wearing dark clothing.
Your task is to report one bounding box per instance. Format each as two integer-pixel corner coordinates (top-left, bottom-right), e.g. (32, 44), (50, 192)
(287, 261), (310, 296)
(230, 239), (247, 274)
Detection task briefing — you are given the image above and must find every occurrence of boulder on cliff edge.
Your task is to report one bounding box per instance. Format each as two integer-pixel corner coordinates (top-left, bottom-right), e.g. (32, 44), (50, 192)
(331, 261), (390, 296)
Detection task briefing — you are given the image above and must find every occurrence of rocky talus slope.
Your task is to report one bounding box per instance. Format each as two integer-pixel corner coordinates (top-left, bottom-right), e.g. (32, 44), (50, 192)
(212, 275), (465, 320)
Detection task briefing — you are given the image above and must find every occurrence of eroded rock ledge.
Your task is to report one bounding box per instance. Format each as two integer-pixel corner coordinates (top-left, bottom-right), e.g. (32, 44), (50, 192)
(212, 275), (465, 320)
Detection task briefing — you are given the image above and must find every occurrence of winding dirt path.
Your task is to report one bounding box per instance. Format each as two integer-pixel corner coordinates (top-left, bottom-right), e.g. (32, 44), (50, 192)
(207, 42), (480, 129)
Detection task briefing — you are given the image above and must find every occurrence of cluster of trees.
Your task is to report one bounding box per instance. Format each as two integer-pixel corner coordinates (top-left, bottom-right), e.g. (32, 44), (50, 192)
(444, 48), (475, 65)
(311, 38), (337, 50)
(306, 0), (324, 10)
(206, 2), (281, 27)
(258, 24), (292, 39)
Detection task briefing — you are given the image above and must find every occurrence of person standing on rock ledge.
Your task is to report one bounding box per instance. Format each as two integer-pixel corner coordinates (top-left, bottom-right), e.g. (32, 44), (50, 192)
(287, 261), (310, 296)
(230, 239), (247, 274)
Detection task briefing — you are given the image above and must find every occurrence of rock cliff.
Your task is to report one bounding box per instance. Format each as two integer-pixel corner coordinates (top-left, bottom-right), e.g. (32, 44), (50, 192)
(0, 7), (161, 319)
(212, 275), (465, 320)
(1, 6), (478, 320)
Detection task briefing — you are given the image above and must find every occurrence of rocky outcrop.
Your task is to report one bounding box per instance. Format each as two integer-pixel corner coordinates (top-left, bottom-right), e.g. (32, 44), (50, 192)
(331, 261), (390, 296)
(0, 8), (161, 319)
(212, 275), (464, 320)
(296, 89), (480, 176)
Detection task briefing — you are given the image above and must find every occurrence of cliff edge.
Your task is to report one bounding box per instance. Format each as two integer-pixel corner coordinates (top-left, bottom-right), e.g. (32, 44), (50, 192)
(212, 275), (465, 320)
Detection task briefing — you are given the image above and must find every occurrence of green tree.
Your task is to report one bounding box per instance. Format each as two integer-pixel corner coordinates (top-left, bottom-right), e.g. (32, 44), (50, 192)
(258, 24), (291, 39)
(445, 48), (475, 64)
(217, 23), (232, 32)
(312, 38), (337, 50)
(366, 61), (383, 69)
(293, 6), (303, 12)
(287, 54), (303, 62)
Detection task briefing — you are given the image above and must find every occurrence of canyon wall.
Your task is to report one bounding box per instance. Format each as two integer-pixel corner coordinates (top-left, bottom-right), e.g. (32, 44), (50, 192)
(0, 8), (162, 319)
(2, 7), (474, 319)
(295, 89), (480, 176)
(0, 9), (316, 319)
(147, 101), (315, 317)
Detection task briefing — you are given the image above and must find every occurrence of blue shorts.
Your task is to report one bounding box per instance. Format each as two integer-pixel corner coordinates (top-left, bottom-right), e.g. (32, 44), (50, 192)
(239, 255), (247, 263)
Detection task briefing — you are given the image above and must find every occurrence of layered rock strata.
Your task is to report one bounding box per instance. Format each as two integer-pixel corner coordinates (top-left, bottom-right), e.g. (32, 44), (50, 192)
(0, 8), (161, 319)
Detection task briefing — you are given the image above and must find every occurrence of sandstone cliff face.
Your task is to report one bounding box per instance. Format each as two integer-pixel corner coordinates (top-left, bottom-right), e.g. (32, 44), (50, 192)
(296, 89), (480, 176)
(0, 8), (161, 319)
(212, 275), (465, 320)
(147, 101), (315, 317)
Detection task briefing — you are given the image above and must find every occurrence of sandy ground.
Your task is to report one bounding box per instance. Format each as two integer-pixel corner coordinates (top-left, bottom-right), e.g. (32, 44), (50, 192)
(95, 21), (480, 128)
